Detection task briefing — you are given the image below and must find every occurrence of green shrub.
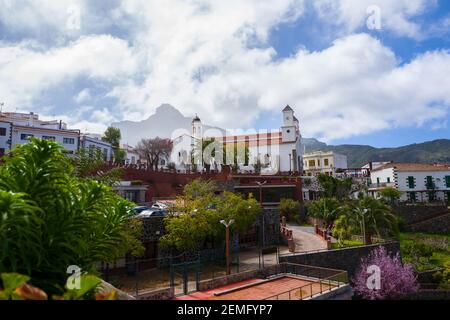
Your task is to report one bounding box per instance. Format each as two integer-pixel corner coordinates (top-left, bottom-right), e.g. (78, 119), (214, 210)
(0, 139), (143, 295)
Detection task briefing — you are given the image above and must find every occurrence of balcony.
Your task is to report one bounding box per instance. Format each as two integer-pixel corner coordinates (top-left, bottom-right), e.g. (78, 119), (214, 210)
(369, 182), (396, 190)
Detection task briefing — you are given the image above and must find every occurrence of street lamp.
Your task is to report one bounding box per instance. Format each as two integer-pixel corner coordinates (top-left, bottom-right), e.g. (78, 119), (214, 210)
(362, 208), (368, 245)
(256, 180), (267, 207)
(255, 180), (267, 248)
(221, 219), (235, 275)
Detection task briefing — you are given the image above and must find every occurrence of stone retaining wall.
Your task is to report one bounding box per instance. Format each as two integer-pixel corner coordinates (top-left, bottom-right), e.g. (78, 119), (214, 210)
(407, 213), (450, 234)
(136, 287), (175, 300)
(280, 242), (401, 279)
(392, 205), (449, 225)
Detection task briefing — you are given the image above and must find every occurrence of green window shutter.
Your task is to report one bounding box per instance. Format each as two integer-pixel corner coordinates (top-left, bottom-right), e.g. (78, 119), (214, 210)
(446, 176), (450, 188)
(407, 176), (415, 189)
(426, 176), (434, 189)
(387, 177), (391, 183)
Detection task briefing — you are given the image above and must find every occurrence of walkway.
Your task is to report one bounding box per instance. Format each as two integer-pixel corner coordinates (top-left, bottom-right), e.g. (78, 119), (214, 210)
(285, 224), (328, 252)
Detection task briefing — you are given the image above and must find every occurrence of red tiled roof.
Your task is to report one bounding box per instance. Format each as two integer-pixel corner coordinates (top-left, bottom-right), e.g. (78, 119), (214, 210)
(373, 163), (450, 172)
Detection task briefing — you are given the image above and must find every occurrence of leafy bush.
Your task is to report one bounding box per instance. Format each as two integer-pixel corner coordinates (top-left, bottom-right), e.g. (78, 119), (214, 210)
(332, 215), (353, 247)
(0, 273), (117, 300)
(0, 139), (143, 295)
(161, 181), (260, 251)
(279, 198), (300, 220)
(433, 262), (450, 289)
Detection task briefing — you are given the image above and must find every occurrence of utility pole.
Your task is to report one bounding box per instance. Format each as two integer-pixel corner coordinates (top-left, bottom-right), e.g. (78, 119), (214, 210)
(221, 219), (235, 275)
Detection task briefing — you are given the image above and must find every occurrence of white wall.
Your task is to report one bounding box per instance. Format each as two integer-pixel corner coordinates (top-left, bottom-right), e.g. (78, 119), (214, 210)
(0, 121), (12, 155)
(370, 167), (395, 185)
(11, 127), (80, 154)
(333, 153), (348, 170)
(82, 137), (113, 161)
(397, 171), (450, 201)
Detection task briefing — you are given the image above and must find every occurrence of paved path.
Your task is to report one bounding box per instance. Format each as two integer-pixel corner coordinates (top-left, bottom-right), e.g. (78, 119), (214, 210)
(285, 224), (327, 252)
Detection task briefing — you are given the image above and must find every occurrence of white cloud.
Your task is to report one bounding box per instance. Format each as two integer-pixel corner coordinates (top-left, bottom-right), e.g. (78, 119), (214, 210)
(313, 0), (435, 39)
(0, 0), (449, 141)
(0, 35), (136, 108)
(74, 89), (92, 104)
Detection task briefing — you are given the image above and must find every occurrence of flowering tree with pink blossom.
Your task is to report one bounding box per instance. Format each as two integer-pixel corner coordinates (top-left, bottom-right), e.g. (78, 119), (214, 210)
(353, 246), (419, 300)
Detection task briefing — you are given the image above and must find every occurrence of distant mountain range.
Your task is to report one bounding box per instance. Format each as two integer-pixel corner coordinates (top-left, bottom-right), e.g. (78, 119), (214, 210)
(113, 104), (450, 167)
(303, 138), (450, 168)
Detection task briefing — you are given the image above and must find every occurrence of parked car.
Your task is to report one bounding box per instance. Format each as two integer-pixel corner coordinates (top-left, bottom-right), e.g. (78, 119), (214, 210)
(131, 206), (151, 215)
(151, 202), (168, 210)
(138, 209), (167, 218)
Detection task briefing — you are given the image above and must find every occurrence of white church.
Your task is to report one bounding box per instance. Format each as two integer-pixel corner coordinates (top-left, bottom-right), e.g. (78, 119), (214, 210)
(170, 106), (303, 174)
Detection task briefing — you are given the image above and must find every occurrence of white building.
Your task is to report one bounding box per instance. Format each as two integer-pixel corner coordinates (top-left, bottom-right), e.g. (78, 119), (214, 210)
(303, 151), (348, 176)
(81, 134), (113, 161)
(171, 106), (303, 174)
(0, 112), (115, 161)
(0, 112), (80, 155)
(369, 163), (450, 202)
(0, 121), (12, 157)
(122, 144), (141, 165)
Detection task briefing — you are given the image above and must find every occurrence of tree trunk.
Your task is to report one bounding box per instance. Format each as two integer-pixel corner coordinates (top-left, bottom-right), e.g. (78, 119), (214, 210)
(364, 232), (372, 245)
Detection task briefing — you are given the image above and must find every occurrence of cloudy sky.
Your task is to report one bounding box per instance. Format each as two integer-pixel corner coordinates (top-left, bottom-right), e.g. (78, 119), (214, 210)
(0, 0), (449, 147)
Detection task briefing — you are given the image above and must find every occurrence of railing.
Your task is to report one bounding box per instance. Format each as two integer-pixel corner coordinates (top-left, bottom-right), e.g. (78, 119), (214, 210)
(263, 266), (349, 300)
(368, 182), (396, 189)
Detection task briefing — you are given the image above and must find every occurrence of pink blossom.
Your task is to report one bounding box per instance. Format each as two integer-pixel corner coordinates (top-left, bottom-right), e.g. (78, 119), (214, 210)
(353, 246), (419, 300)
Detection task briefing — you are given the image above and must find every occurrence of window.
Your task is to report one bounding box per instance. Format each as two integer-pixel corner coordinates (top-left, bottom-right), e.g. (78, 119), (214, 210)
(376, 177), (380, 184)
(317, 159), (321, 167)
(63, 137), (75, 145)
(407, 176), (415, 189)
(324, 159), (329, 166)
(445, 176), (450, 188)
(20, 134), (34, 141)
(308, 160), (315, 167)
(387, 177), (391, 183)
(409, 192), (417, 202)
(42, 136), (56, 141)
(0, 128), (6, 136)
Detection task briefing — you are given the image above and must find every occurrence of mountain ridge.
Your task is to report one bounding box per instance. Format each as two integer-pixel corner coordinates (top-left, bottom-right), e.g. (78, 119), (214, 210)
(303, 138), (450, 167)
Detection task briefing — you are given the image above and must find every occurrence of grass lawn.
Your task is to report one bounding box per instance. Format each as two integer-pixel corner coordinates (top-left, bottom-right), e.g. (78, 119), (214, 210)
(331, 239), (363, 249)
(399, 232), (450, 272)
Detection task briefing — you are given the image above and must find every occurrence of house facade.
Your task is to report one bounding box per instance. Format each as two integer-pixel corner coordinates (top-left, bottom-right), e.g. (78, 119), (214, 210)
(369, 163), (450, 202)
(303, 151), (348, 176)
(81, 134), (113, 161)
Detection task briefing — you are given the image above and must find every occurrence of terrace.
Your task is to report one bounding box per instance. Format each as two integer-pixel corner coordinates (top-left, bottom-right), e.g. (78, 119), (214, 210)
(175, 263), (350, 301)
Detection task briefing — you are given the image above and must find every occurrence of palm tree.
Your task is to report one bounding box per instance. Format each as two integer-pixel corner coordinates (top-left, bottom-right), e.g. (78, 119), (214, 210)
(0, 139), (143, 294)
(308, 198), (342, 229)
(344, 197), (398, 245)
